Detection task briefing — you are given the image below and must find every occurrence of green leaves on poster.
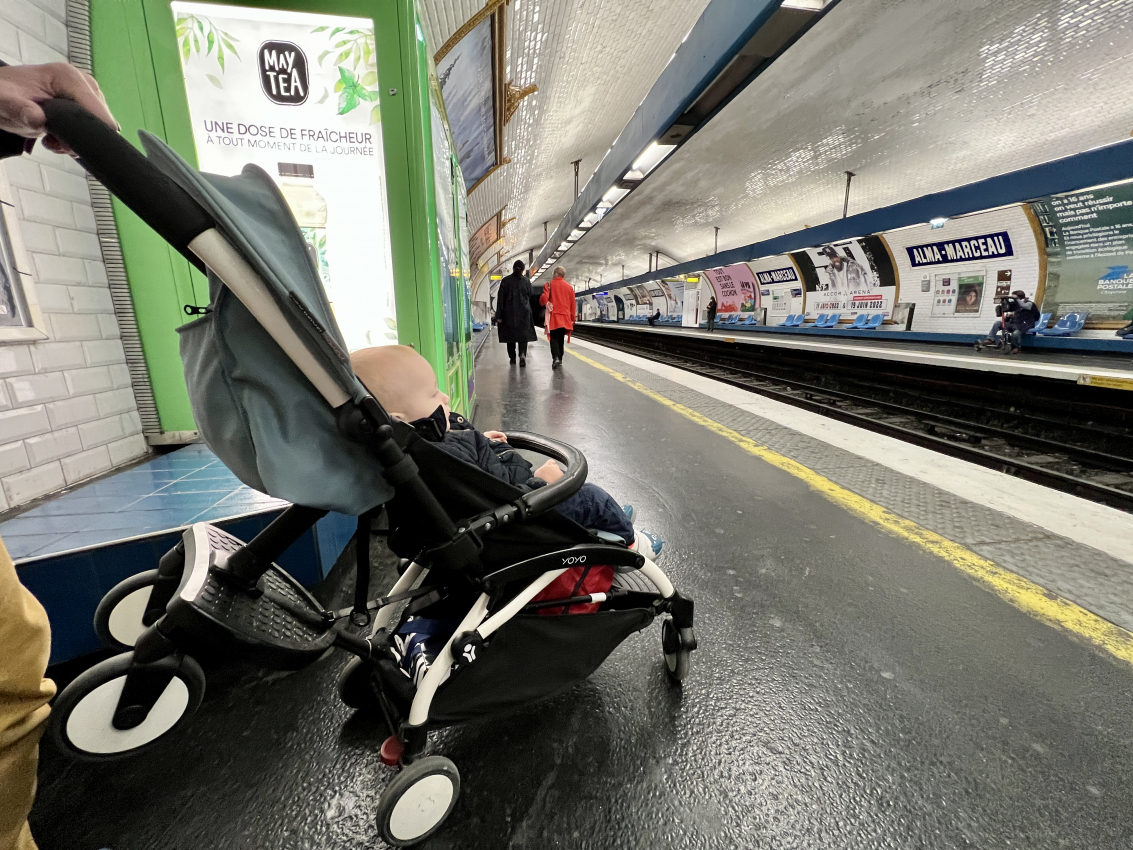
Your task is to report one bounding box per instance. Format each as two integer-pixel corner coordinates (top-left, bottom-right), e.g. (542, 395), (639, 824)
(175, 15), (240, 73)
(334, 66), (379, 116)
(313, 26), (379, 115)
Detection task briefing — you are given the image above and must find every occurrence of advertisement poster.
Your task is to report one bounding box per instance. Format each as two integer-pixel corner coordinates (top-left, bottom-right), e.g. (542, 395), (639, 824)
(931, 274), (956, 317)
(435, 16), (497, 188)
(1030, 179), (1133, 324)
(791, 236), (896, 318)
(702, 264), (758, 314)
(954, 272), (985, 314)
(172, 2), (397, 351)
(468, 212), (499, 264)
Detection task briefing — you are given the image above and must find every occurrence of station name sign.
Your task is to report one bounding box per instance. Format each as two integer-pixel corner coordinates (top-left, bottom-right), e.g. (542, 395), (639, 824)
(754, 267), (799, 285)
(906, 231), (1013, 267)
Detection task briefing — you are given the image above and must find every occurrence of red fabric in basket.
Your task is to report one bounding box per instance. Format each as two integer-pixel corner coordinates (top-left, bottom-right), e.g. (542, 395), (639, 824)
(531, 565), (614, 615)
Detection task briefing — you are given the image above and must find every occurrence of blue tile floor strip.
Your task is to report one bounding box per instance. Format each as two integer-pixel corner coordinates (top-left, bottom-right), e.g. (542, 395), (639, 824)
(3, 444), (357, 663)
(0, 444), (285, 560)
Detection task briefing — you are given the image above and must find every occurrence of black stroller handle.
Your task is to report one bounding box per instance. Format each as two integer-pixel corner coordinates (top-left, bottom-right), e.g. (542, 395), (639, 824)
(504, 432), (588, 515)
(40, 99), (213, 272)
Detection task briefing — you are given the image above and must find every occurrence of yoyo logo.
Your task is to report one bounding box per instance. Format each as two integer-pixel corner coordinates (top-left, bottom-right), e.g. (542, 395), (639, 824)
(258, 41), (308, 105)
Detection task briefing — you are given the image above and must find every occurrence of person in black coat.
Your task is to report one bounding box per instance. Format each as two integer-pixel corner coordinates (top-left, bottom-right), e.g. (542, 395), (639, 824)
(706, 295), (718, 332)
(494, 260), (536, 366)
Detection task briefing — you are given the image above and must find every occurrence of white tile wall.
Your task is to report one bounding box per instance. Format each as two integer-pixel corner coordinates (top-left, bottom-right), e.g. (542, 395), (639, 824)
(0, 0), (148, 511)
(882, 205), (1042, 335)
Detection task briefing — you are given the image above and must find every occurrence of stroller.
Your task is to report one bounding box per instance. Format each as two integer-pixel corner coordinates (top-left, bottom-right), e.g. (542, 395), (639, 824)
(43, 102), (697, 846)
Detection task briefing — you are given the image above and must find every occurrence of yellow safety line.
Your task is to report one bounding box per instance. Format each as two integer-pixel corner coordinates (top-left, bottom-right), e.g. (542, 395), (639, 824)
(567, 348), (1133, 666)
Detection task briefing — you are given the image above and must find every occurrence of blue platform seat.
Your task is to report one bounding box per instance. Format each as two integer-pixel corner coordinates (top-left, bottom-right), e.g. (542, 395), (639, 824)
(846, 313), (869, 329)
(805, 313), (830, 327)
(777, 314), (797, 327)
(742, 314), (758, 325)
(1026, 312), (1053, 334)
(1038, 311), (1088, 336)
(865, 313), (884, 329)
(726, 314), (740, 325)
(820, 313), (842, 327)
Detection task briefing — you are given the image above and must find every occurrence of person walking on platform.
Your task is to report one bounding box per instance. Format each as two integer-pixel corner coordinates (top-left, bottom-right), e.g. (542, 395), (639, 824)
(541, 266), (575, 369)
(495, 260), (536, 367)
(0, 59), (119, 850)
(706, 295), (718, 332)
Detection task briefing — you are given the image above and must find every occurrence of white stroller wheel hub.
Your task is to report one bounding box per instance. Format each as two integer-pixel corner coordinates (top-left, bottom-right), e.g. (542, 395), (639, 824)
(389, 774), (455, 841)
(106, 585), (154, 647)
(65, 674), (190, 754)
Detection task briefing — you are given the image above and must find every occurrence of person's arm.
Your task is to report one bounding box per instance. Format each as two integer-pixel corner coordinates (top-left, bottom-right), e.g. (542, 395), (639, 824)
(539, 284), (550, 306)
(0, 62), (118, 157)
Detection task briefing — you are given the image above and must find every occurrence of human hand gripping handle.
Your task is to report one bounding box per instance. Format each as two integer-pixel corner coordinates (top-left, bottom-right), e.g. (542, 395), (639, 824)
(39, 98), (213, 272)
(0, 63), (118, 155)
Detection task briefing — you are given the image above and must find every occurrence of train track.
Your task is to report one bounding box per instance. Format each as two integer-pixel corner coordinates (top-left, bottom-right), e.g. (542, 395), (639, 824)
(574, 324), (1133, 514)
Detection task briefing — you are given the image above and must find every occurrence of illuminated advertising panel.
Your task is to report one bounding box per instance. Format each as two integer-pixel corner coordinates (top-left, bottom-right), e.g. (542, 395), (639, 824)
(172, 2), (397, 350)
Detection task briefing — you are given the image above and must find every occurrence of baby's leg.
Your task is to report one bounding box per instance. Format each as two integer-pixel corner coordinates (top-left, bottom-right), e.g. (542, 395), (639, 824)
(554, 482), (634, 543)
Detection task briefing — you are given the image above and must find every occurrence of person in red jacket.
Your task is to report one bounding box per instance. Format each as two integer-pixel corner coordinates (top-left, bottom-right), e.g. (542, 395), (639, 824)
(540, 266), (576, 370)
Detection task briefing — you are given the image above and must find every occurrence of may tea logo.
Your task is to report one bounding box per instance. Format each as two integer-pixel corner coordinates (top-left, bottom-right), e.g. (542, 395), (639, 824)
(258, 41), (309, 105)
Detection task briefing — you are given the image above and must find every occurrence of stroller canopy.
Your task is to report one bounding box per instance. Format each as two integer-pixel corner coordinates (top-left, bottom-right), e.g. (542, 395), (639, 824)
(140, 132), (392, 516)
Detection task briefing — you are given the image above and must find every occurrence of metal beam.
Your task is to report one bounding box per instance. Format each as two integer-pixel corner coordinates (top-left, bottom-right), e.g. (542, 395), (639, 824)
(573, 137), (1133, 297)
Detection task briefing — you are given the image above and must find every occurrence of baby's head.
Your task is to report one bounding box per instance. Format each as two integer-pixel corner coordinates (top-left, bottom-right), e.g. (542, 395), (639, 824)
(351, 345), (450, 426)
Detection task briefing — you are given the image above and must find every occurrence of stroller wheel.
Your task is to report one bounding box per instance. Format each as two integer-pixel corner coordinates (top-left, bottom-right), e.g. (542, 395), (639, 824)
(337, 656), (378, 710)
(94, 569), (160, 650)
(377, 756), (460, 846)
(661, 619), (693, 683)
(51, 652), (204, 760)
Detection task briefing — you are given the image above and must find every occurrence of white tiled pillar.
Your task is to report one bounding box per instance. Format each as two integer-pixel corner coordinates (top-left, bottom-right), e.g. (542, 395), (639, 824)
(0, 0), (149, 511)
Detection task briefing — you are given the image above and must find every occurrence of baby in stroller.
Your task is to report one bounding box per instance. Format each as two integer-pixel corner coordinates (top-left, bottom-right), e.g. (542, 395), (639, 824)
(351, 346), (664, 559)
(352, 346), (666, 686)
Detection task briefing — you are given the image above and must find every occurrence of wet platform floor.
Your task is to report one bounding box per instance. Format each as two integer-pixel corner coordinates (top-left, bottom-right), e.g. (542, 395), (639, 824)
(31, 333), (1133, 849)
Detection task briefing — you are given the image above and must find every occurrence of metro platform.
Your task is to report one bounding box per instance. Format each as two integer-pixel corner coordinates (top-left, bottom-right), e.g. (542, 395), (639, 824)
(29, 333), (1133, 849)
(593, 320), (1133, 388)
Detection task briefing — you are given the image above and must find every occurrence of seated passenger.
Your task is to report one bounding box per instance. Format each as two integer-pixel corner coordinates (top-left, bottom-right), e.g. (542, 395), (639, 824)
(980, 289), (1039, 354)
(350, 346), (664, 560)
(647, 309), (662, 326)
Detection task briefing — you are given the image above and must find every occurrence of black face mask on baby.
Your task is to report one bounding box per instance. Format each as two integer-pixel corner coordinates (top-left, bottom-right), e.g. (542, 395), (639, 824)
(409, 405), (448, 442)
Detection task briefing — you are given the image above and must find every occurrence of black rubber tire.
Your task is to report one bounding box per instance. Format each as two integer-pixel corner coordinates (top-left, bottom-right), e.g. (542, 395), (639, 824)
(661, 618), (691, 683)
(50, 651), (205, 761)
(93, 569), (160, 650)
(377, 756), (461, 846)
(337, 656), (378, 710)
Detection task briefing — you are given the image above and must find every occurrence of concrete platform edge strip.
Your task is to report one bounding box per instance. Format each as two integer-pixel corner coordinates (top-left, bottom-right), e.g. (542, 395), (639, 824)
(567, 346), (1133, 668)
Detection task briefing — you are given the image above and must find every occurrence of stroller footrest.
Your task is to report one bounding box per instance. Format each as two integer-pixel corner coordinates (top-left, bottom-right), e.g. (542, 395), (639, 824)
(172, 523), (336, 664)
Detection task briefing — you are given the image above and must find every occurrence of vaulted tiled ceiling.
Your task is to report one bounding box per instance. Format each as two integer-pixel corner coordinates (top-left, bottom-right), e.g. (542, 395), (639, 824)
(417, 0), (712, 273)
(554, 0), (1133, 288)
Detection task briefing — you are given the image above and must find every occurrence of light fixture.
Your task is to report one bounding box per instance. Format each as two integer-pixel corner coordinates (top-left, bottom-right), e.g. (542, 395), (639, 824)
(930, 217), (948, 229)
(631, 142), (676, 176)
(490, 274), (502, 280)
(582, 212), (601, 227)
(557, 241), (572, 252)
(602, 186), (630, 206)
(568, 229), (585, 241)
(622, 169), (644, 182)
(686, 276), (699, 283)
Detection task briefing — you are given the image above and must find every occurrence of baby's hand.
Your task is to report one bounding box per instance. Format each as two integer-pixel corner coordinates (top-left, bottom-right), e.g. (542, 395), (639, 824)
(483, 430), (508, 442)
(534, 459), (564, 483)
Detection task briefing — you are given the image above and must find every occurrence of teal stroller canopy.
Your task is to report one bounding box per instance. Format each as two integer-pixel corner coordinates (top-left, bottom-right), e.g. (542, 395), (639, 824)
(138, 132), (393, 516)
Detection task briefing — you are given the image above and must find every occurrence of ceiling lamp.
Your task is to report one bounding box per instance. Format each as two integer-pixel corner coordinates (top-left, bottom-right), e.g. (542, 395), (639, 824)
(631, 142), (676, 176)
